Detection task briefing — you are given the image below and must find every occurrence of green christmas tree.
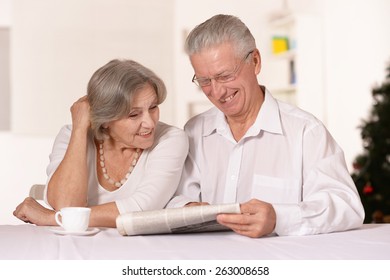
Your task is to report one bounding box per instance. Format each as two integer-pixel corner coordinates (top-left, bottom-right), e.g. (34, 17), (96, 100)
(352, 63), (390, 223)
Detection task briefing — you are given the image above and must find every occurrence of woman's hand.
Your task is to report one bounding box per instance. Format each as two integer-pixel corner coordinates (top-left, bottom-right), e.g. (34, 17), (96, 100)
(13, 197), (56, 226)
(70, 95), (91, 132)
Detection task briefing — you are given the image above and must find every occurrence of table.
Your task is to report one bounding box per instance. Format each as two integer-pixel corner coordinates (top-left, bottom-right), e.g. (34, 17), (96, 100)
(0, 224), (389, 260)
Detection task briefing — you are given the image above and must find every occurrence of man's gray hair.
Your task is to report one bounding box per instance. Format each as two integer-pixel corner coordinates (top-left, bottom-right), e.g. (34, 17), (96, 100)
(185, 14), (256, 57)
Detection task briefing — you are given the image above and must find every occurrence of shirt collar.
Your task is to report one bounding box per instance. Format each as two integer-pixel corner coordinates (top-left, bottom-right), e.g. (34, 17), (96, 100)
(202, 87), (283, 138)
(246, 88), (283, 137)
(201, 108), (226, 137)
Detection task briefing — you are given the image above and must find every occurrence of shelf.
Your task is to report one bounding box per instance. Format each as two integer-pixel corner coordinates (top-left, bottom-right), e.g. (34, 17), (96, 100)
(272, 49), (296, 60)
(266, 13), (324, 120)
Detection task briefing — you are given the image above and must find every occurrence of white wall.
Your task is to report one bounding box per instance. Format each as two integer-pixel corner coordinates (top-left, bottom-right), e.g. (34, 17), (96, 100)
(0, 27), (10, 130)
(0, 0), (11, 26)
(0, 0), (11, 130)
(322, 0), (390, 171)
(0, 133), (53, 225)
(11, 0), (175, 137)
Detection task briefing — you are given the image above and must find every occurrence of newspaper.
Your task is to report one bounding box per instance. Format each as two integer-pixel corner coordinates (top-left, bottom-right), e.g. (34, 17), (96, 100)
(116, 203), (240, 236)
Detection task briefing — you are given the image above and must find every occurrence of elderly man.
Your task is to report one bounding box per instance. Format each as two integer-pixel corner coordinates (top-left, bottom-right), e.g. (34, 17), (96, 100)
(168, 14), (364, 238)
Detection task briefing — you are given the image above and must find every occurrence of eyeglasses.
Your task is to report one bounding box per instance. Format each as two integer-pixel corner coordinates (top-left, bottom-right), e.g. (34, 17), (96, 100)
(192, 50), (254, 88)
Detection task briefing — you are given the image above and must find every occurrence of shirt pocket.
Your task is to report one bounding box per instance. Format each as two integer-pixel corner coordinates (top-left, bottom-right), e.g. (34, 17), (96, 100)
(252, 174), (300, 204)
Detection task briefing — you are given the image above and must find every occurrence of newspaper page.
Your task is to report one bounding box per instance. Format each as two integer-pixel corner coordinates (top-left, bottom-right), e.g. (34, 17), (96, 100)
(116, 203), (240, 236)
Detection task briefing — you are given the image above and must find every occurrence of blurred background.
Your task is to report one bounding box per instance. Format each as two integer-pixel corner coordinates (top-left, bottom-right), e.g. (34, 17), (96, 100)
(1, 0), (390, 224)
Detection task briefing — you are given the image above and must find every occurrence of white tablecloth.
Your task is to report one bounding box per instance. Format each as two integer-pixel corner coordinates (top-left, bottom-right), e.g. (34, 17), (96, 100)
(0, 224), (389, 260)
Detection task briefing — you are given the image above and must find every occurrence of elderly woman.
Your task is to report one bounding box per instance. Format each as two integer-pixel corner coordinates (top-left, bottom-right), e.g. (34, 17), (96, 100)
(14, 59), (188, 228)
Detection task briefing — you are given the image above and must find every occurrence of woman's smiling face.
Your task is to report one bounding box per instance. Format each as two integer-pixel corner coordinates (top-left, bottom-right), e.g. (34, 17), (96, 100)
(105, 84), (160, 149)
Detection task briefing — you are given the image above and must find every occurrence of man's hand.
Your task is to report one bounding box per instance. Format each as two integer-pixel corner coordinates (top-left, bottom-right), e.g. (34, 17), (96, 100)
(216, 199), (276, 238)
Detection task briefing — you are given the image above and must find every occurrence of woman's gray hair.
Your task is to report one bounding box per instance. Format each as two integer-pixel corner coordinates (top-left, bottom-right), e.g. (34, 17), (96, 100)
(87, 59), (167, 140)
(185, 14), (256, 58)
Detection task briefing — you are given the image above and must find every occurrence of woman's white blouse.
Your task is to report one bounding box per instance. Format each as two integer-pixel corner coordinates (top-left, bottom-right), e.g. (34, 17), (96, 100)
(44, 122), (188, 214)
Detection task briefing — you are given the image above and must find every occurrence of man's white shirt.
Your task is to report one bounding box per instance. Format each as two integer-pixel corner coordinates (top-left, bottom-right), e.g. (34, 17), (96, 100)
(168, 88), (364, 236)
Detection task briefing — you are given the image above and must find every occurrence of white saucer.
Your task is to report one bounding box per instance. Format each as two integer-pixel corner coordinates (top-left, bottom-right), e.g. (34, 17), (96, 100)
(48, 226), (100, 236)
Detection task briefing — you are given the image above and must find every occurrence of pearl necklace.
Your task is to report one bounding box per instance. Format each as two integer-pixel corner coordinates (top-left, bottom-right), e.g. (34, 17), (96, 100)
(98, 141), (140, 188)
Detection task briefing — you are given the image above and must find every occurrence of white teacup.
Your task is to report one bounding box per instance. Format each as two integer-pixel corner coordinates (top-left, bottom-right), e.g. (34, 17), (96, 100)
(54, 207), (91, 232)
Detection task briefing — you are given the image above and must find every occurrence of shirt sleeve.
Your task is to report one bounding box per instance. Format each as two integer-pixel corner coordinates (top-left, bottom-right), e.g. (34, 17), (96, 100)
(273, 123), (365, 236)
(115, 126), (189, 213)
(166, 121), (202, 208)
(166, 152), (201, 208)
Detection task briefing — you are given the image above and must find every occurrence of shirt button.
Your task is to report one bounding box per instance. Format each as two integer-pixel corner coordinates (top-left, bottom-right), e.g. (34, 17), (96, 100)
(231, 175), (236, 180)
